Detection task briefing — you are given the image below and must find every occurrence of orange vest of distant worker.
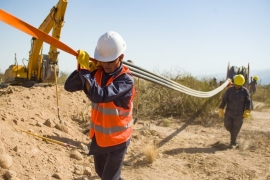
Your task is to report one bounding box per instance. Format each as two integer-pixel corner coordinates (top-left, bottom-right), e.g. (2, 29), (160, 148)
(90, 66), (136, 147)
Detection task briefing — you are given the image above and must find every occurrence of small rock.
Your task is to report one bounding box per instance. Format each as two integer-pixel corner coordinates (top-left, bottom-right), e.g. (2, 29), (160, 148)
(55, 124), (69, 133)
(44, 119), (54, 128)
(0, 153), (13, 169)
(5, 169), (17, 179)
(36, 122), (43, 127)
(74, 165), (83, 175)
(83, 167), (92, 176)
(7, 89), (14, 94)
(70, 151), (83, 161)
(13, 120), (18, 125)
(13, 146), (20, 153)
(52, 173), (62, 179)
(88, 156), (94, 163)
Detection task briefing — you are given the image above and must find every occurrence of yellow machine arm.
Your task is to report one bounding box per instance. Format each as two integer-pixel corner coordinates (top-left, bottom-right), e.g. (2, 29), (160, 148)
(4, 0), (68, 86)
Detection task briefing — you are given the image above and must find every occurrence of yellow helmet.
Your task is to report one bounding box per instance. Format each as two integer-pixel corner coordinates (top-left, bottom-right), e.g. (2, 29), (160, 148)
(253, 76), (259, 81)
(234, 74), (245, 86)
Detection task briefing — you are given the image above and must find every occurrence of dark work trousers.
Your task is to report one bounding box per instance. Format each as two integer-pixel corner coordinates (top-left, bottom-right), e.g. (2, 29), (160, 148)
(224, 115), (243, 145)
(250, 92), (254, 110)
(94, 147), (127, 180)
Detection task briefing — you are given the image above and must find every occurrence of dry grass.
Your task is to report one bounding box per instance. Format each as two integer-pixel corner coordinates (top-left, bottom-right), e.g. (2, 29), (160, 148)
(136, 71), (224, 123)
(240, 130), (270, 152)
(253, 84), (270, 105)
(57, 70), (270, 125)
(143, 143), (158, 163)
(0, 70), (4, 84)
(57, 71), (70, 85)
(161, 118), (171, 127)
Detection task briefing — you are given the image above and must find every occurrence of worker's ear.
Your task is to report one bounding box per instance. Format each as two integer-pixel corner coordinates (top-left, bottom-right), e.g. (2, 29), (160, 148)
(119, 54), (124, 61)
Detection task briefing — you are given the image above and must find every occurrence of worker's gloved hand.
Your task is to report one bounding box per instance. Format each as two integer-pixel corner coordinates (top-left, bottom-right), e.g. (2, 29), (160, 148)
(243, 110), (251, 119)
(77, 50), (90, 71)
(89, 60), (102, 72)
(218, 108), (224, 118)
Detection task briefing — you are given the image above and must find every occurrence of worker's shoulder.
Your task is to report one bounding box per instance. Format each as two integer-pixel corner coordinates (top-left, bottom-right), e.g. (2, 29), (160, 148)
(242, 86), (249, 91)
(117, 72), (134, 82)
(108, 64), (134, 84)
(226, 86), (234, 91)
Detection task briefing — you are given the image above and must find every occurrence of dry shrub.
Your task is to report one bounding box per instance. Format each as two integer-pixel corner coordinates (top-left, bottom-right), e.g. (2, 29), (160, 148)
(57, 71), (70, 85)
(0, 70), (4, 83)
(252, 84), (270, 105)
(240, 130), (270, 152)
(143, 143), (158, 163)
(161, 118), (171, 127)
(194, 117), (219, 127)
(135, 70), (225, 125)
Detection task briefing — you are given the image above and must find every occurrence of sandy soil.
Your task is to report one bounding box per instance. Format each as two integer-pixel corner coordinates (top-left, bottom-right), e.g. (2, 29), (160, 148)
(0, 85), (269, 180)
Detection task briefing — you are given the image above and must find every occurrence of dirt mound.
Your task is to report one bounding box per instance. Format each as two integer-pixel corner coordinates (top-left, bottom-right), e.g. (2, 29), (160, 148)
(0, 85), (270, 180)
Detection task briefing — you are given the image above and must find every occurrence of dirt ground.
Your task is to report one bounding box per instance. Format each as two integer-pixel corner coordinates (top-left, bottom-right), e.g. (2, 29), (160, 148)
(0, 85), (270, 180)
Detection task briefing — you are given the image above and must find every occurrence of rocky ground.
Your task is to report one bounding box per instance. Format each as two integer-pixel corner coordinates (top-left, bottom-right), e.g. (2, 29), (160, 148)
(0, 85), (270, 180)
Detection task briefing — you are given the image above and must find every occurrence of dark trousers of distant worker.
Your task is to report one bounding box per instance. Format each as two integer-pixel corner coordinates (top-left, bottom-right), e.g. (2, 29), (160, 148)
(224, 115), (243, 145)
(94, 147), (127, 180)
(250, 92), (254, 110)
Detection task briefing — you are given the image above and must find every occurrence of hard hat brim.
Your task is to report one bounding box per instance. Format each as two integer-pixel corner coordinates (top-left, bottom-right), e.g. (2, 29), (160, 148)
(94, 46), (126, 62)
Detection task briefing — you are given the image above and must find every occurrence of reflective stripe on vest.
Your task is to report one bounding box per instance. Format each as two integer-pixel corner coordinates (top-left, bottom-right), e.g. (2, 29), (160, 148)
(92, 102), (132, 117)
(90, 118), (133, 134)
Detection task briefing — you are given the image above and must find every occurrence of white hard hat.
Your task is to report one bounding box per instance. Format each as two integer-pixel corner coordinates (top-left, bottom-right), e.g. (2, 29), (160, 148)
(94, 31), (127, 62)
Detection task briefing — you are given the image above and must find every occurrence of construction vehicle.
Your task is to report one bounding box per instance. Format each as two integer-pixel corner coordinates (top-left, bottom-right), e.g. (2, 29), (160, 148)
(4, 0), (68, 87)
(226, 62), (250, 87)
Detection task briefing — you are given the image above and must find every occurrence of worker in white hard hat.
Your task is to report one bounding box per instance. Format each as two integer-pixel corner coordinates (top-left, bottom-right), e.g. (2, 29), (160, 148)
(218, 74), (251, 149)
(64, 31), (136, 180)
(248, 75), (258, 110)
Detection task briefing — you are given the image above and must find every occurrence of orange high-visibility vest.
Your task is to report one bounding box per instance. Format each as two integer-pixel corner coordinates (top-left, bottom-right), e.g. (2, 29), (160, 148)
(90, 66), (136, 147)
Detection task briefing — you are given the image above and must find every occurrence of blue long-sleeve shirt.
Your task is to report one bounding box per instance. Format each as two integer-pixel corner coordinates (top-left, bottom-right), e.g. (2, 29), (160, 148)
(64, 63), (134, 109)
(219, 86), (251, 117)
(64, 63), (134, 154)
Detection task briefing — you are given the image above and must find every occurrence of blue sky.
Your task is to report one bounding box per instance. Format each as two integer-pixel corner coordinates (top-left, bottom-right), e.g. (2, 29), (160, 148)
(0, 0), (269, 80)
